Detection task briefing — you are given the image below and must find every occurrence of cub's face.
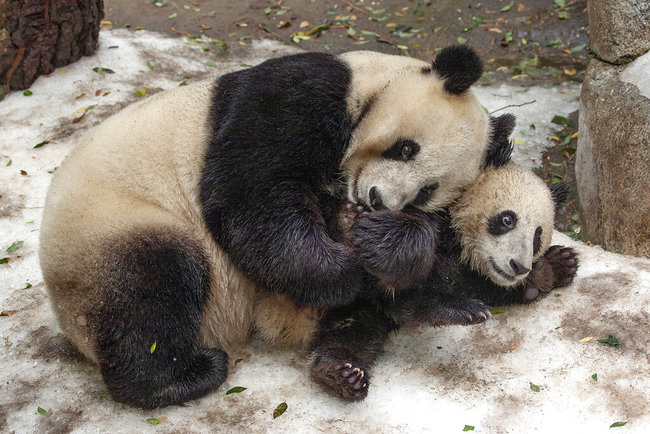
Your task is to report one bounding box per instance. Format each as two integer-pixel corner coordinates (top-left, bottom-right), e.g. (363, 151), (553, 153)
(339, 48), (491, 213)
(451, 164), (558, 288)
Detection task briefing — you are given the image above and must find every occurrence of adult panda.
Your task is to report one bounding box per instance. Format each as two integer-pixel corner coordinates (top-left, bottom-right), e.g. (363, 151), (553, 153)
(304, 163), (579, 401)
(40, 46), (509, 408)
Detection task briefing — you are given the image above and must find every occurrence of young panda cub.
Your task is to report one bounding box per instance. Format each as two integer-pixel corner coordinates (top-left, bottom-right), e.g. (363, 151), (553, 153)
(306, 163), (579, 401)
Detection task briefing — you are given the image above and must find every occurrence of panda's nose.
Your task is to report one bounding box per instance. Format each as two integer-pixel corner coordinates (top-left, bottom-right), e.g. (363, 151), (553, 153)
(369, 187), (386, 210)
(510, 259), (531, 276)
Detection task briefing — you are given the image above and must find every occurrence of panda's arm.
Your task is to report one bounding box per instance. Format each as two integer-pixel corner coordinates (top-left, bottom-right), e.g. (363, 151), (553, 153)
(350, 209), (439, 290)
(214, 182), (366, 309)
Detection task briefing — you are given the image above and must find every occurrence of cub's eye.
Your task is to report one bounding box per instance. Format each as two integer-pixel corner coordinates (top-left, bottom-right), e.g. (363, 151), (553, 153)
(488, 210), (518, 236)
(382, 139), (420, 161)
(401, 144), (412, 159)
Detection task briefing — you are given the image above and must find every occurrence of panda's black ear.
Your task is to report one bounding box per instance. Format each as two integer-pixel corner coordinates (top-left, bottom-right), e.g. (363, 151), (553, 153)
(430, 45), (483, 95)
(550, 182), (570, 210)
(484, 113), (516, 168)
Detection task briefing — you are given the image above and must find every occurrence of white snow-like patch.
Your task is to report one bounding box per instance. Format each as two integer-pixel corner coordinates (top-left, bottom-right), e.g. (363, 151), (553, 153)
(620, 50), (650, 99)
(474, 83), (581, 168)
(1, 29), (649, 433)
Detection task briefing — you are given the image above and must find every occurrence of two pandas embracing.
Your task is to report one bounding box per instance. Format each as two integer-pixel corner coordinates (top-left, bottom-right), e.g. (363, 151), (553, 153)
(40, 45), (578, 408)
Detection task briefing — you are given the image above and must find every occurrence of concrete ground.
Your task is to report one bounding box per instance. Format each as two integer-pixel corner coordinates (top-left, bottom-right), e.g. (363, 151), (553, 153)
(1, 24), (649, 434)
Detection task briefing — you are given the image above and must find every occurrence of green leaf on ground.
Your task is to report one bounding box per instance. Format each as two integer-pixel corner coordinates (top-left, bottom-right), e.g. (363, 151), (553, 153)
(273, 402), (288, 419)
(610, 422), (627, 428)
(226, 386), (247, 395)
(597, 335), (620, 348)
(530, 382), (540, 392)
(6, 240), (24, 253)
(37, 407), (49, 416)
(463, 425), (475, 431)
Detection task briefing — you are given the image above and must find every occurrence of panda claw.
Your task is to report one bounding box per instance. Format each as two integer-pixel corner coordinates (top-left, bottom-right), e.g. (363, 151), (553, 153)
(344, 363), (352, 369)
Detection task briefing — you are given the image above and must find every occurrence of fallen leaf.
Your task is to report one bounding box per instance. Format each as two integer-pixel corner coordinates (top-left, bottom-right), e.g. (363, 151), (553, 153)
(463, 426), (475, 432)
(579, 336), (593, 343)
(508, 342), (519, 351)
(610, 422), (627, 428)
(273, 402), (288, 419)
(150, 341), (157, 354)
(6, 240), (24, 253)
(1, 310), (20, 316)
(529, 382), (540, 392)
(37, 407), (49, 416)
(299, 21), (309, 28)
(225, 386), (247, 395)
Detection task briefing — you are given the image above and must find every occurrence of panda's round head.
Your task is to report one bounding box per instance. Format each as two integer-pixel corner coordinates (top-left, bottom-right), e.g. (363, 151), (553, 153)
(340, 46), (512, 213)
(450, 163), (568, 287)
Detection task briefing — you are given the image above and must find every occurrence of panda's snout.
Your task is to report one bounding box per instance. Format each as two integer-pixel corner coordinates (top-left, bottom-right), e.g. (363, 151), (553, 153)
(509, 259), (531, 276)
(369, 186), (386, 211)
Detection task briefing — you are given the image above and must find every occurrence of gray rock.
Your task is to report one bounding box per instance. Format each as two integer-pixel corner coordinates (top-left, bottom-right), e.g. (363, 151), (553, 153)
(576, 57), (650, 257)
(588, 0), (650, 64)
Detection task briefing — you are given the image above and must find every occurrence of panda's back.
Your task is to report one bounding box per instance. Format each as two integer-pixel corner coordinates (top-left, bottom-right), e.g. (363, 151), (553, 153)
(40, 78), (257, 361)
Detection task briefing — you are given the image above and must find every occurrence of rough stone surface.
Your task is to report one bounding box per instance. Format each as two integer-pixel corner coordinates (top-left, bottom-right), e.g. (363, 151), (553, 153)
(576, 57), (650, 257)
(588, 0), (650, 64)
(0, 0), (104, 97)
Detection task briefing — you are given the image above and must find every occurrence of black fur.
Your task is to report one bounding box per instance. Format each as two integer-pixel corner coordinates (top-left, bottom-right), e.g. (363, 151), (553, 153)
(310, 207), (579, 401)
(200, 53), (366, 309)
(533, 226), (543, 256)
(487, 210), (517, 236)
(309, 297), (397, 400)
(381, 139), (420, 161)
(92, 231), (227, 409)
(550, 182), (569, 210)
(485, 113), (516, 168)
(350, 208), (438, 290)
(431, 45), (483, 95)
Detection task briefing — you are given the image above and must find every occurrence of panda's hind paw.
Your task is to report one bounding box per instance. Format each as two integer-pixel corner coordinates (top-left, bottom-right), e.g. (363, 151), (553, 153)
(310, 349), (369, 401)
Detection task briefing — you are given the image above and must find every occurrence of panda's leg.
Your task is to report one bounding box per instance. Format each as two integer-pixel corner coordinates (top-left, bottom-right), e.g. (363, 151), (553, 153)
(91, 230), (227, 409)
(308, 298), (397, 401)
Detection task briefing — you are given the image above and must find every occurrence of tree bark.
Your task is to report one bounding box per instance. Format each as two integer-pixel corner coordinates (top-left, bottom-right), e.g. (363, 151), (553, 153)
(0, 0), (104, 98)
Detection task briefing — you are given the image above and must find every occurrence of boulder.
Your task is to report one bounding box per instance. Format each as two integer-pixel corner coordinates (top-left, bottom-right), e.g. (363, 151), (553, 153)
(575, 54), (650, 257)
(588, 0), (650, 64)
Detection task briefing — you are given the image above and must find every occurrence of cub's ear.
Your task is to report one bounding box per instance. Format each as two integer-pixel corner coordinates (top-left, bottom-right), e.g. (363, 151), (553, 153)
(430, 45), (483, 95)
(484, 113), (516, 168)
(550, 182), (570, 210)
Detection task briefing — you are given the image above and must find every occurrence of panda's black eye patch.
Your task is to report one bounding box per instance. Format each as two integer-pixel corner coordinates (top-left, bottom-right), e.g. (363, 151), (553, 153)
(488, 210), (518, 236)
(533, 226), (543, 255)
(382, 139), (420, 162)
(411, 182), (439, 207)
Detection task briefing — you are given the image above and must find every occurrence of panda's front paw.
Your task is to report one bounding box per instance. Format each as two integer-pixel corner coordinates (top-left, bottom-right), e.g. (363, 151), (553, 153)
(545, 245), (579, 289)
(525, 246), (578, 301)
(351, 210), (436, 289)
(310, 348), (369, 401)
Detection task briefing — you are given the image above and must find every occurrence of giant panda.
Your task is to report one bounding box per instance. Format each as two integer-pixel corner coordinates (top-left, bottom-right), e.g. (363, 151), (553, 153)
(39, 46), (511, 408)
(258, 163), (579, 401)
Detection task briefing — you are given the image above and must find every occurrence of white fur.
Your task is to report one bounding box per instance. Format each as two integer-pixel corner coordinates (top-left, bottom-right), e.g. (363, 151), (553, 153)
(451, 163), (556, 287)
(340, 51), (490, 212)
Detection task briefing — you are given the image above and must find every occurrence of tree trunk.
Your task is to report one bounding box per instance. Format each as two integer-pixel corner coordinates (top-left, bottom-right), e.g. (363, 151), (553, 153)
(0, 0), (104, 98)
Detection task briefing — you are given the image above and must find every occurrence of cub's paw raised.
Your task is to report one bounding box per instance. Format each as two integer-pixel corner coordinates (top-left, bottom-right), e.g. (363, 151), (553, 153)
(310, 348), (369, 401)
(525, 245), (578, 301)
(546, 245), (579, 288)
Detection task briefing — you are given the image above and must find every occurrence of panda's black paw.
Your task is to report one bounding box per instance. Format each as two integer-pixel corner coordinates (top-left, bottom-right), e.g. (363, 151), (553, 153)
(432, 297), (492, 326)
(401, 296), (491, 327)
(351, 210), (436, 289)
(310, 348), (369, 401)
(547, 245), (579, 289)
